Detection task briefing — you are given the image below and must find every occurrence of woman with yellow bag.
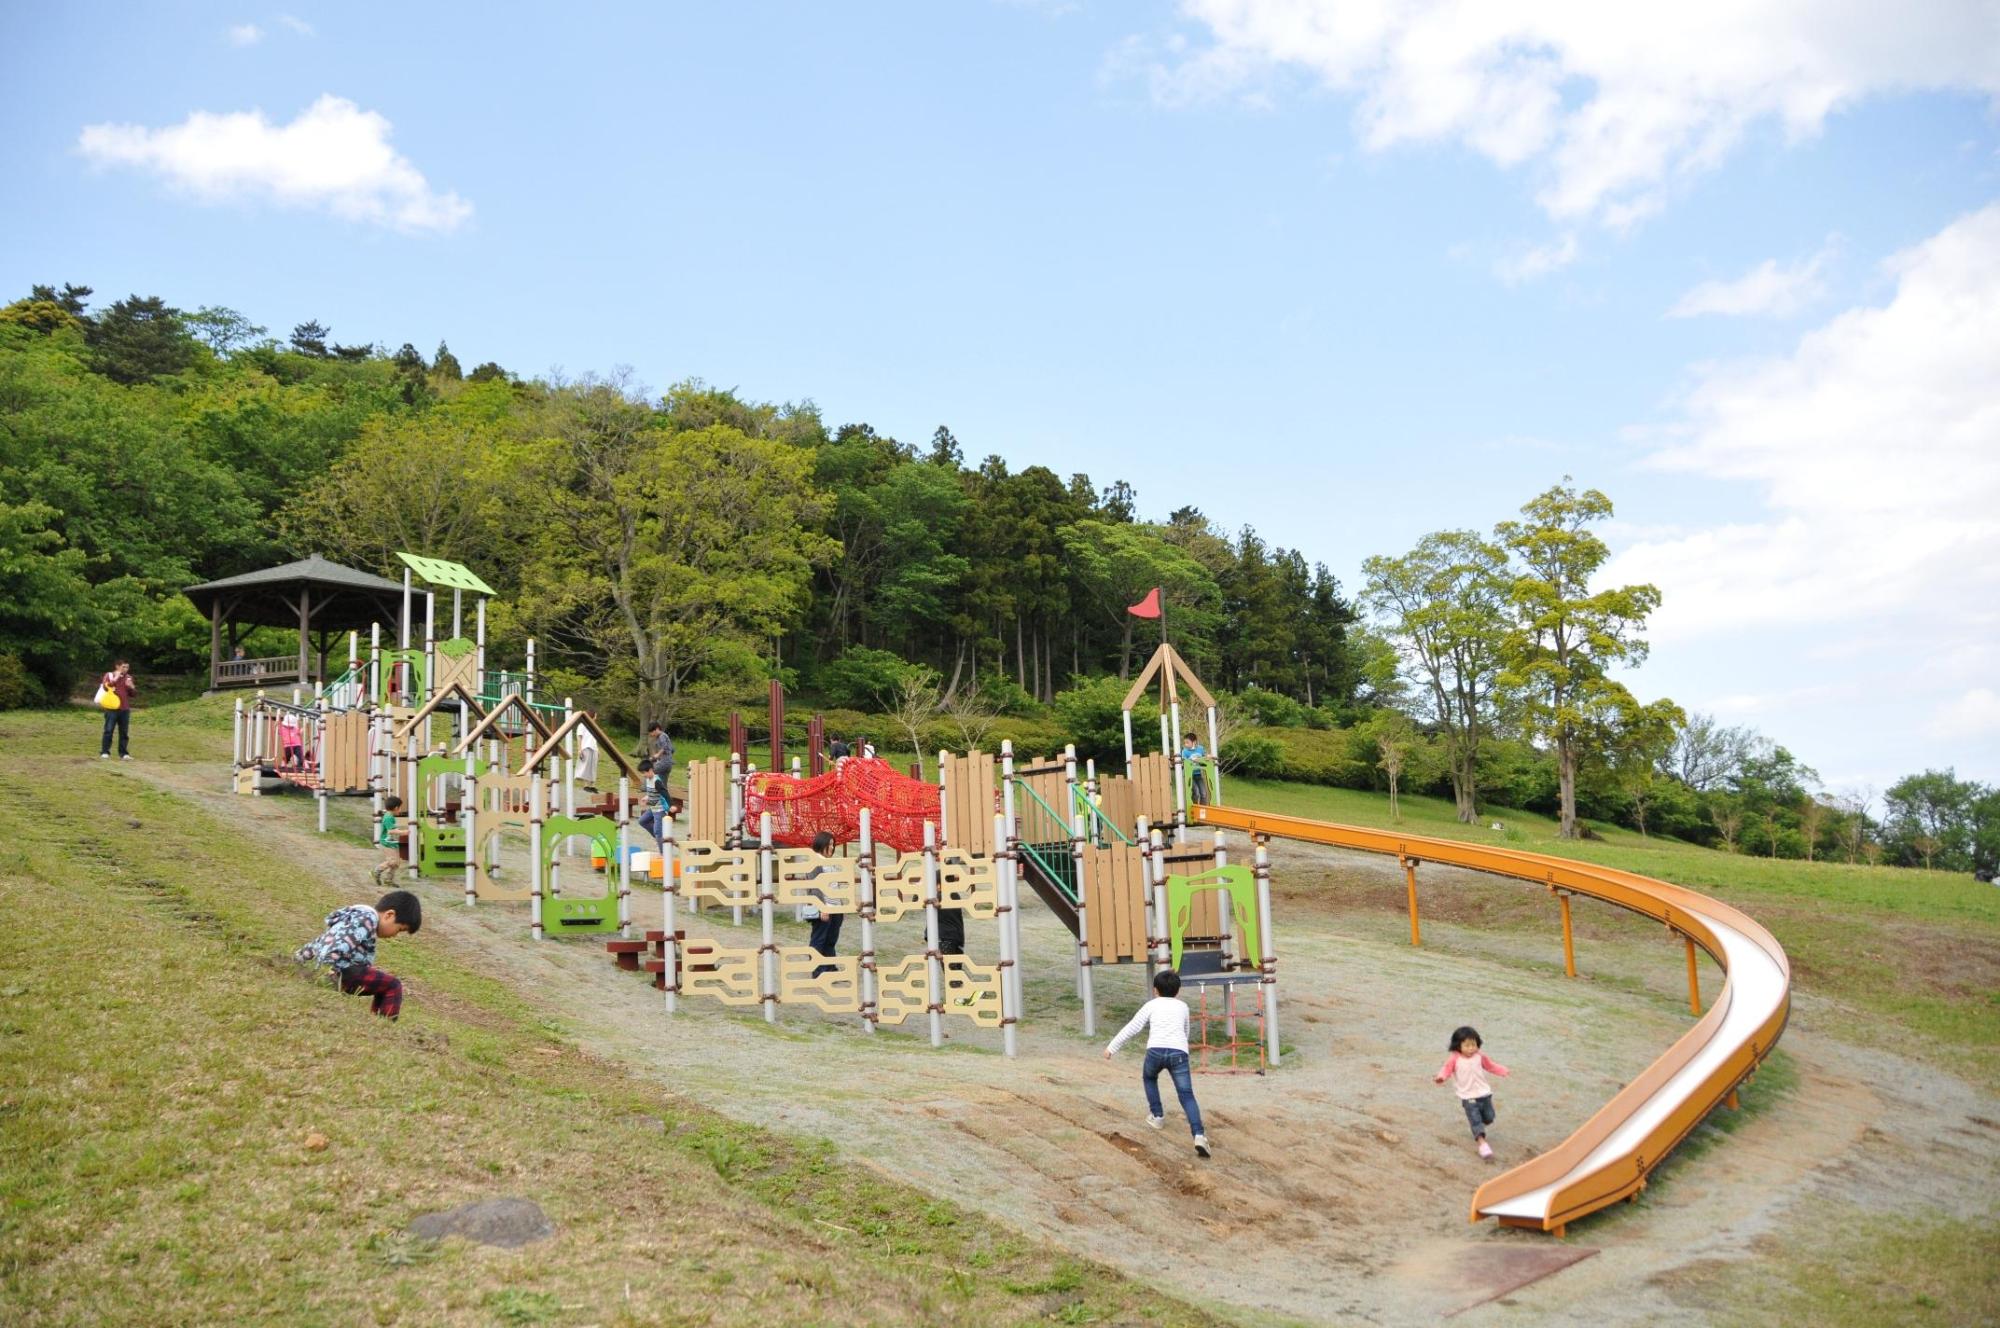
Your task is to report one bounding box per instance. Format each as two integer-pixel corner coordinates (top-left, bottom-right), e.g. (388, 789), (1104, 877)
(95, 660), (136, 760)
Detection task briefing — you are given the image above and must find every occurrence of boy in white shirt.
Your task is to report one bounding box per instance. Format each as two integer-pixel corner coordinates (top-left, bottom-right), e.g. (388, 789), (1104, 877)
(1104, 969), (1211, 1157)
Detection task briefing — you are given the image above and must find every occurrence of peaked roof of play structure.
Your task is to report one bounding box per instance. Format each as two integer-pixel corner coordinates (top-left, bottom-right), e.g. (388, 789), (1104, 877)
(184, 555), (407, 629)
(396, 552), (495, 596)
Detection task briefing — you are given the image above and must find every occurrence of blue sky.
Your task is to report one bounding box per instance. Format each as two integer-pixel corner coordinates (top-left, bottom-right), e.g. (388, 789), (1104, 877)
(4, 2), (1997, 795)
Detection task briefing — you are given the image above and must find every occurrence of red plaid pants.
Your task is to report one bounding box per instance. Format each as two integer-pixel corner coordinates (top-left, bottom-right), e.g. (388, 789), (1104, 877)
(338, 965), (403, 1019)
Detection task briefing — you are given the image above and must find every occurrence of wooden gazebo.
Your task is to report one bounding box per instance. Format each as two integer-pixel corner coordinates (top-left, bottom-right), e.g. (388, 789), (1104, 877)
(185, 556), (406, 691)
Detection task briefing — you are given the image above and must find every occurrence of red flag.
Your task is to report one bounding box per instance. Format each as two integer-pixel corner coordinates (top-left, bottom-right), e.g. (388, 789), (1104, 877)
(1127, 587), (1162, 619)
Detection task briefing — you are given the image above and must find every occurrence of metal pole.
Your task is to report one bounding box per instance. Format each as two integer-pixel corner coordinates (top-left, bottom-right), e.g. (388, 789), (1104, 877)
(1168, 699), (1185, 841)
(1073, 783), (1096, 1037)
(1255, 837), (1280, 1067)
(924, 822), (944, 1049)
(1122, 708), (1135, 777)
(728, 753), (745, 927)
(661, 804), (680, 1014)
(525, 637), (536, 707)
(760, 812), (777, 1024)
(369, 621), (381, 707)
(1138, 814), (1156, 980)
(1560, 891), (1577, 977)
(452, 586), (461, 639)
(858, 808), (878, 1035)
(1148, 825), (1170, 970)
(1206, 705), (1222, 806)
(1685, 935), (1702, 1015)
(400, 569), (411, 650)
(423, 591), (436, 702)
(232, 698), (244, 773)
(315, 695), (328, 832)
(530, 771), (545, 940)
(617, 774), (632, 936)
(996, 809), (1019, 1058)
(475, 598), (486, 686)
(405, 729), (420, 872)
(1216, 829), (1238, 1040)
(1402, 856), (1421, 947)
(464, 750), (479, 907)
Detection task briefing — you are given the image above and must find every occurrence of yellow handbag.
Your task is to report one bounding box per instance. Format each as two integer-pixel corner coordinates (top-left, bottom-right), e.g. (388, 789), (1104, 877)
(97, 681), (122, 710)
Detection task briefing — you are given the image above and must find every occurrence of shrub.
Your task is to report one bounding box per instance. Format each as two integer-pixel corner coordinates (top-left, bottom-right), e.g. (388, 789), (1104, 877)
(1230, 688), (1308, 729)
(815, 647), (916, 712)
(1053, 675), (1157, 767)
(0, 652), (44, 709)
(1220, 733), (1284, 778)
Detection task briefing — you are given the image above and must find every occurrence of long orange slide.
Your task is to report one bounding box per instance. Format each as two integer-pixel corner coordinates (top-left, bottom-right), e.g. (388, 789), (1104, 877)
(1191, 804), (1791, 1237)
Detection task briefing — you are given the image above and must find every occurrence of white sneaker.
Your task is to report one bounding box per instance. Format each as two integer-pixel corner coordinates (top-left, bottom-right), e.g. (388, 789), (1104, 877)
(1145, 1115), (1164, 1130)
(1193, 1134), (1211, 1158)
(1477, 1138), (1493, 1159)
(121, 755), (132, 761)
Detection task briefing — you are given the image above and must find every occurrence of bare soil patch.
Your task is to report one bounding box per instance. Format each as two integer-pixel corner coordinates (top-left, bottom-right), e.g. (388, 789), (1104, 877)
(145, 765), (2000, 1326)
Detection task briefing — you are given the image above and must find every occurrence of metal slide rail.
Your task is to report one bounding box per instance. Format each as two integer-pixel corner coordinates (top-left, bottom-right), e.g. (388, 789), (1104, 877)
(1191, 803), (1790, 1237)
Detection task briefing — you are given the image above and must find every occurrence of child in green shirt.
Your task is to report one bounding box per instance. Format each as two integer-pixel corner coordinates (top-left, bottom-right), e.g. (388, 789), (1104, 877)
(372, 795), (408, 887)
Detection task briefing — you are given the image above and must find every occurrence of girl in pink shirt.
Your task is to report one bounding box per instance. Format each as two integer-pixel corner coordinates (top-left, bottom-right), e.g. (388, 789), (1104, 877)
(1433, 1025), (1510, 1159)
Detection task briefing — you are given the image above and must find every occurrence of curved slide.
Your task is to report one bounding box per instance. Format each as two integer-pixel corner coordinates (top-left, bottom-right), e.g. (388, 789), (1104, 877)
(1190, 804), (1790, 1236)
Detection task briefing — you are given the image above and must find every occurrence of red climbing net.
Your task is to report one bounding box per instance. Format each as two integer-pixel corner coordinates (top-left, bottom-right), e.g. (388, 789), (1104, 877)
(743, 757), (943, 854)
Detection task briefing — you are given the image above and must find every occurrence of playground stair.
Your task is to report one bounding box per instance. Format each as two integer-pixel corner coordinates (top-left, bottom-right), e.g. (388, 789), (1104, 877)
(1015, 843), (1080, 937)
(606, 931), (672, 990)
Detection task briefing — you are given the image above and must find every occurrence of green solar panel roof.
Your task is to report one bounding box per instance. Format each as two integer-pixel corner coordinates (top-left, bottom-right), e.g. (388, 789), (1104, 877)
(395, 552), (496, 595)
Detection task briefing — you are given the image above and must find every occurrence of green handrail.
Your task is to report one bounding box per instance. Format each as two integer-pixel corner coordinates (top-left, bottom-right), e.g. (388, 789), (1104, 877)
(1072, 785), (1134, 846)
(1016, 839), (1080, 905)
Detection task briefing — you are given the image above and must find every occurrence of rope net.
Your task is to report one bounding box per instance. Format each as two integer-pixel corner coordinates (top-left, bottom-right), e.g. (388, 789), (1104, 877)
(744, 757), (943, 853)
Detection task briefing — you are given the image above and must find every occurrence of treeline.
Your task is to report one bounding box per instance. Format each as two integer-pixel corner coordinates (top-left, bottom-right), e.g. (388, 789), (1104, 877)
(2, 282), (1992, 876)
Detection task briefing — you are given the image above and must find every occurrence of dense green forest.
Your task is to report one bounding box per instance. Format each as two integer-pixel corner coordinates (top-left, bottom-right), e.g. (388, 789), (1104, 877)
(2, 282), (1995, 877)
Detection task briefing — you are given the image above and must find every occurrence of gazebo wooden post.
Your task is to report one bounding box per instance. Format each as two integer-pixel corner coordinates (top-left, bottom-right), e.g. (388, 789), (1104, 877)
(297, 587), (310, 684)
(209, 597), (223, 690)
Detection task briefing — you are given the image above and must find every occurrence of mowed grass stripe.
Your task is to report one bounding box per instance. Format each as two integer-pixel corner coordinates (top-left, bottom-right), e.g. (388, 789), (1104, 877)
(0, 752), (1218, 1328)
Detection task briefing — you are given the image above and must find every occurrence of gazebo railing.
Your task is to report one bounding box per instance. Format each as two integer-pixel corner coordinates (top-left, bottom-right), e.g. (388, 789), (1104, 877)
(215, 655), (303, 688)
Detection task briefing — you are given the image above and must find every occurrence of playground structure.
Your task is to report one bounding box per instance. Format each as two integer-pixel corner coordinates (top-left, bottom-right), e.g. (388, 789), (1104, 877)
(231, 552), (640, 936)
(222, 555), (1792, 1240)
(606, 738), (1275, 1066)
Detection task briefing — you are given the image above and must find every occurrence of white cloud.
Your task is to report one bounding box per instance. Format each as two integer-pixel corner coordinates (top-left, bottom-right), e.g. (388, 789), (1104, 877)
(278, 14), (316, 36)
(226, 23), (263, 46)
(1933, 687), (2000, 739)
(1144, 1), (2000, 226)
(1494, 232), (1578, 283)
(1668, 240), (1838, 319)
(78, 95), (471, 234)
(1606, 203), (2000, 642)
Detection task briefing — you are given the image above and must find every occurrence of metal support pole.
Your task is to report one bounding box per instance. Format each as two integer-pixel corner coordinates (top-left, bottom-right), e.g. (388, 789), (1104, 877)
(759, 813), (777, 1024)
(315, 695), (328, 832)
(1168, 700), (1185, 841)
(464, 750), (479, 906)
(525, 637), (536, 707)
(400, 569), (411, 650)
(661, 806), (680, 1014)
(995, 809), (1019, 1058)
(369, 621), (380, 707)
(923, 822), (944, 1049)
(1685, 934), (1702, 1016)
(1206, 705), (1222, 806)
(1121, 709), (1135, 777)
(1069, 762), (1095, 1033)
(1560, 891), (1576, 977)
(616, 774), (632, 936)
(1137, 815), (1156, 979)
(1148, 825), (1170, 970)
(1254, 837), (1280, 1067)
(405, 730), (420, 871)
(452, 586), (461, 639)
(858, 809), (878, 1034)
(475, 598), (486, 685)
(423, 591), (436, 700)
(530, 771), (545, 940)
(728, 753), (745, 927)
(1402, 856), (1421, 947)
(232, 699), (244, 773)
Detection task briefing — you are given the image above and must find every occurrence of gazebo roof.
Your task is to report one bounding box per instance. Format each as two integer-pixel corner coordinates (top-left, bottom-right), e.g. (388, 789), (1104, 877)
(185, 555), (406, 630)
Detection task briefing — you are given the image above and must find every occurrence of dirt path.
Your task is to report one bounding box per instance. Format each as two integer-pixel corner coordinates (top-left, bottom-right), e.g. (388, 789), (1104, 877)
(160, 767), (2000, 1326)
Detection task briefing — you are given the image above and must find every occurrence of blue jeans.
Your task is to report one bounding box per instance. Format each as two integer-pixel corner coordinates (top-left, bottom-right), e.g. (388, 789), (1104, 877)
(638, 809), (664, 844)
(1142, 1048), (1204, 1137)
(1461, 1094), (1495, 1139)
